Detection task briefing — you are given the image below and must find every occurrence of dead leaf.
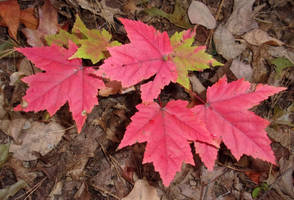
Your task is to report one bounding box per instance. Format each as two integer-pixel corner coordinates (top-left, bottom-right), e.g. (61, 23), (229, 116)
(20, 7), (38, 30)
(267, 46), (294, 64)
(99, 80), (122, 97)
(0, 180), (28, 200)
(243, 29), (284, 46)
(9, 121), (65, 161)
(8, 158), (38, 186)
(48, 181), (63, 199)
(0, 0), (20, 39)
(122, 179), (160, 200)
(274, 155), (294, 199)
(74, 182), (91, 200)
(0, 93), (6, 119)
(188, 1), (216, 29)
(225, 0), (258, 35)
(230, 59), (253, 81)
(22, 0), (58, 46)
(145, 0), (192, 29)
(0, 144), (9, 167)
(0, 1), (37, 40)
(213, 25), (246, 60)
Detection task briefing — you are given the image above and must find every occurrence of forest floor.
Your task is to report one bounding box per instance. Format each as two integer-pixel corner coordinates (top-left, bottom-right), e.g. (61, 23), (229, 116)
(0, 0), (293, 199)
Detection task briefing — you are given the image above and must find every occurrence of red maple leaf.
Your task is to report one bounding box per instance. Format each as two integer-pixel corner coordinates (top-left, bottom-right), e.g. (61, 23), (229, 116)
(192, 76), (286, 164)
(99, 18), (177, 102)
(15, 42), (104, 132)
(118, 100), (217, 186)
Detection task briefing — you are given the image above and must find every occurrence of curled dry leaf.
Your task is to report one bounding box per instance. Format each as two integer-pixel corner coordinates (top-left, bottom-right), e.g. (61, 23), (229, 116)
(213, 25), (246, 60)
(243, 29), (284, 46)
(9, 121), (65, 161)
(230, 59), (253, 81)
(122, 179), (160, 200)
(0, 0), (20, 39)
(188, 1), (216, 29)
(225, 0), (258, 35)
(22, 0), (58, 46)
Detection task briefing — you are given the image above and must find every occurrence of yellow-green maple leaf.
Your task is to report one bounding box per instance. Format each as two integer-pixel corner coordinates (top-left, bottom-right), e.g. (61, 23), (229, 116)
(170, 30), (222, 89)
(45, 15), (120, 64)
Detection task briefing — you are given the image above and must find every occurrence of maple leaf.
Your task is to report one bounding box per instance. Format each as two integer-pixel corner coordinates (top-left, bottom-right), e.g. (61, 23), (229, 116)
(15, 42), (104, 132)
(118, 100), (217, 186)
(99, 18), (177, 103)
(170, 29), (222, 89)
(191, 76), (286, 164)
(46, 15), (120, 64)
(0, 0), (37, 40)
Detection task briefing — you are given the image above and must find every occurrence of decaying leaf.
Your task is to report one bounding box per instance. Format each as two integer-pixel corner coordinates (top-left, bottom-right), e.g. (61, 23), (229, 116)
(188, 1), (216, 29)
(0, 0), (37, 39)
(0, 144), (9, 167)
(213, 25), (246, 60)
(9, 121), (65, 160)
(226, 0), (258, 35)
(230, 59), (253, 81)
(243, 29), (284, 46)
(122, 179), (160, 200)
(0, 180), (27, 200)
(22, 0), (58, 46)
(145, 0), (192, 29)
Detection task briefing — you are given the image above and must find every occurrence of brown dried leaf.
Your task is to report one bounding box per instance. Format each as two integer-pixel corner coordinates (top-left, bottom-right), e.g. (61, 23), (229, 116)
(226, 0), (258, 35)
(188, 1), (216, 29)
(230, 59), (253, 81)
(213, 25), (246, 60)
(0, 0), (20, 39)
(9, 121), (65, 161)
(243, 29), (284, 46)
(122, 179), (160, 200)
(22, 0), (58, 46)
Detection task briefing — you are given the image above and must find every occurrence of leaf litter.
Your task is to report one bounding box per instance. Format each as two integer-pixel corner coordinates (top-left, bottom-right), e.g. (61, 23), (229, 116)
(0, 0), (293, 199)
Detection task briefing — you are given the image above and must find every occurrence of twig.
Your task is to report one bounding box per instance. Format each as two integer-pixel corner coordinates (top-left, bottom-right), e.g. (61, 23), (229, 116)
(205, 0), (225, 47)
(91, 184), (120, 200)
(15, 177), (47, 200)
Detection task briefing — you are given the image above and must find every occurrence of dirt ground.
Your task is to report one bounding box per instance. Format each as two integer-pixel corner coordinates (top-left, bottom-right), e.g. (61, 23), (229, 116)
(0, 0), (293, 199)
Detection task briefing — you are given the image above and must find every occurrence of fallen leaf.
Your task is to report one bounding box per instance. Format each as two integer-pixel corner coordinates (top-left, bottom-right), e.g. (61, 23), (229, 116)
(0, 0), (20, 39)
(225, 0), (258, 35)
(22, 0), (58, 46)
(119, 100), (216, 186)
(9, 121), (65, 160)
(275, 155), (294, 198)
(0, 180), (27, 200)
(243, 29), (284, 46)
(192, 76), (286, 163)
(271, 57), (294, 74)
(15, 42), (104, 132)
(188, 1), (216, 29)
(99, 18), (177, 103)
(145, 0), (192, 29)
(213, 25), (246, 60)
(171, 29), (222, 89)
(8, 158), (37, 186)
(122, 179), (160, 200)
(0, 144), (9, 167)
(230, 59), (253, 81)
